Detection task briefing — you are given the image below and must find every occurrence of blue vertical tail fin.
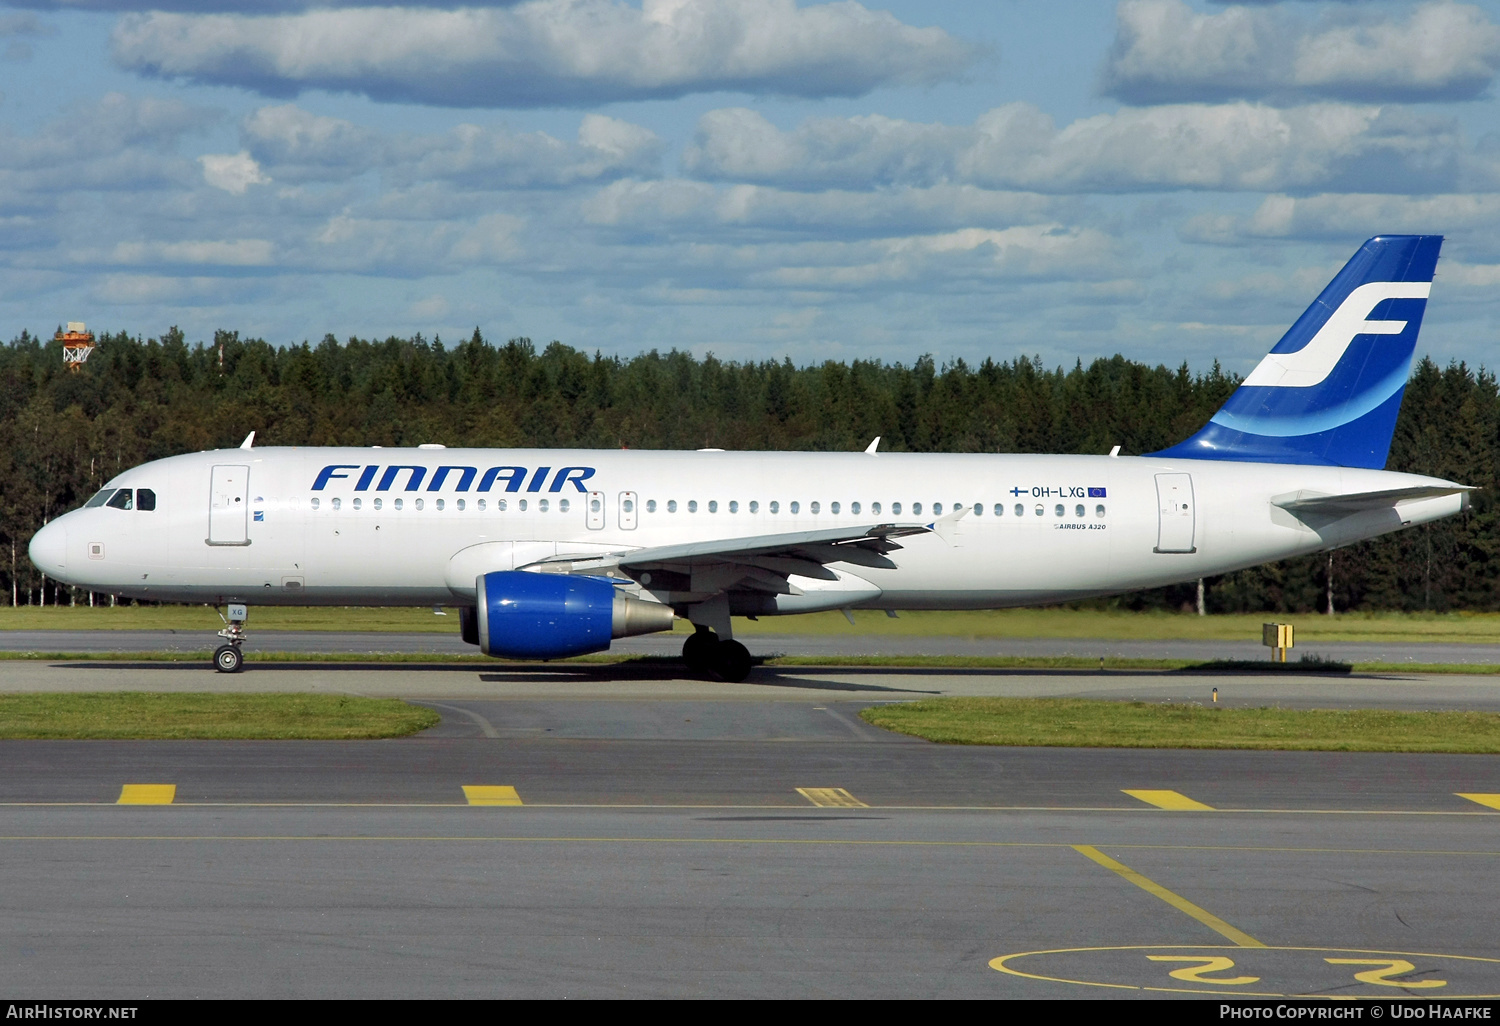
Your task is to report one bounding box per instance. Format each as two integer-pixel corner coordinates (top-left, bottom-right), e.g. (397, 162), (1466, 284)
(1152, 234), (1442, 469)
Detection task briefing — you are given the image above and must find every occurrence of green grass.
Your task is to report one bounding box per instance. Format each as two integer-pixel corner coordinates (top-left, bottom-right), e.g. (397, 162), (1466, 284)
(860, 697), (1500, 753)
(0, 692), (440, 739)
(6, 605), (1500, 644)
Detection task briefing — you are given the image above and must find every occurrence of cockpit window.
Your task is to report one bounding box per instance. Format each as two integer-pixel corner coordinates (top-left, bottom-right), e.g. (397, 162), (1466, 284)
(106, 489), (134, 510)
(84, 489), (115, 508)
(136, 489), (156, 511)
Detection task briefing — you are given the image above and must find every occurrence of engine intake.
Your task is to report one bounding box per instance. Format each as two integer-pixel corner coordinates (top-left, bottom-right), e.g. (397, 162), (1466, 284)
(476, 570), (675, 659)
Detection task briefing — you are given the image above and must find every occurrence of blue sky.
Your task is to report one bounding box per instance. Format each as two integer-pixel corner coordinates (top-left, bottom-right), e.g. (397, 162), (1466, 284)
(5, 0), (1500, 374)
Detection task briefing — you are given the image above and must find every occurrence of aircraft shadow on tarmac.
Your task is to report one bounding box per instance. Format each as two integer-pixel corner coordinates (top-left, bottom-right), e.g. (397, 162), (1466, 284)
(53, 659), (1403, 687)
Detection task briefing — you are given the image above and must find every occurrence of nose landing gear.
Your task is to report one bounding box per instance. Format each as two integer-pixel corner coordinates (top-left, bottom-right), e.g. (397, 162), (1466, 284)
(213, 603), (248, 673)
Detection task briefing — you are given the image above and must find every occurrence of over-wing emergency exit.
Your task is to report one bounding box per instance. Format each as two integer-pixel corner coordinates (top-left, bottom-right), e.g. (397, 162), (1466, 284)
(29, 236), (1469, 680)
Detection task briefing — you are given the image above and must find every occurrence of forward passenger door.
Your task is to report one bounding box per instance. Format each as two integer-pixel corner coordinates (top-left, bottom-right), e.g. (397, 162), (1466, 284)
(208, 465), (250, 546)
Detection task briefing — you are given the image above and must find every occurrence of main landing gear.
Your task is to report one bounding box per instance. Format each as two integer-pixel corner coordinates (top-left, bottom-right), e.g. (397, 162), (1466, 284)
(213, 603), (248, 673)
(681, 625), (752, 683)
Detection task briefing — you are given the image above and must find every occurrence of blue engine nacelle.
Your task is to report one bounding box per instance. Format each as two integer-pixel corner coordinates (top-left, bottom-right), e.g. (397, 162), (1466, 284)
(475, 570), (676, 659)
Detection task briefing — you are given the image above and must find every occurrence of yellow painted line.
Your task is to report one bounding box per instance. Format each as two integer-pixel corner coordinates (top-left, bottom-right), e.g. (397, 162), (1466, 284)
(1123, 789), (1215, 811)
(462, 785), (523, 806)
(1072, 844), (1266, 948)
(1456, 793), (1500, 811)
(796, 787), (868, 808)
(117, 784), (175, 805)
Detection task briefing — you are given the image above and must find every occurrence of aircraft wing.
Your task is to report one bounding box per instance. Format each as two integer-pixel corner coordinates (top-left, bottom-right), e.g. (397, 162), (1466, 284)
(1272, 485), (1472, 517)
(520, 523), (932, 595)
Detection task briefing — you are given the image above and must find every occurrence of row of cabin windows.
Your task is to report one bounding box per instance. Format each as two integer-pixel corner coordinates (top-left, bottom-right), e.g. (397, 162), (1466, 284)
(307, 495), (1107, 519)
(648, 499), (1107, 519)
(85, 488), (156, 511)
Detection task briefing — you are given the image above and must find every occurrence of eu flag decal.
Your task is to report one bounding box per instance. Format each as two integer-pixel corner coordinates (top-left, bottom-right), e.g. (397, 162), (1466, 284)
(1088, 487), (1106, 498)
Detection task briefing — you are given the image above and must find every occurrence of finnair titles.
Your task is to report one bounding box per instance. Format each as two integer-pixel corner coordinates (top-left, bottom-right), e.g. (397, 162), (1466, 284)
(29, 236), (1470, 680)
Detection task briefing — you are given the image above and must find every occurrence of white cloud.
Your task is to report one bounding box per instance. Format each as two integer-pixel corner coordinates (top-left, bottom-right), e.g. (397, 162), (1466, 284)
(1104, 0), (1500, 105)
(111, 0), (975, 108)
(741, 224), (1127, 290)
(683, 102), (1471, 195)
(581, 179), (1064, 236)
(107, 238), (275, 266)
(198, 151), (270, 194)
(1180, 192), (1500, 245)
(239, 104), (661, 188)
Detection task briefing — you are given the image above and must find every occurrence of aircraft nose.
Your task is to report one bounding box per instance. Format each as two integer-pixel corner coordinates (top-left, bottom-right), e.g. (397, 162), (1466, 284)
(28, 520), (66, 576)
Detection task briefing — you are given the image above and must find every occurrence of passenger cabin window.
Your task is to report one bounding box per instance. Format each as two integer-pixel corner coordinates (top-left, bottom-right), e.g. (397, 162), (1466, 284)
(85, 489), (115, 508)
(478, 499), (487, 511)
(912, 503), (922, 516)
(538, 499), (548, 512)
(136, 489), (156, 511)
(646, 499), (657, 513)
(1054, 504), (1064, 517)
(830, 502), (840, 514)
(416, 498), (426, 511)
(394, 498), (403, 510)
(851, 502), (861, 515)
(769, 501), (779, 514)
(971, 503), (981, 516)
(790, 501), (800, 514)
(728, 501), (738, 513)
(374, 498), (384, 510)
(1096, 504), (1106, 517)
(933, 503), (942, 516)
(872, 502), (881, 515)
(892, 502), (901, 515)
(457, 499), (466, 511)
(1015, 503), (1024, 517)
(748, 501), (758, 513)
(810, 502), (820, 514)
(708, 501), (718, 513)
(1075, 504), (1085, 517)
(518, 499), (527, 511)
(438, 499), (447, 511)
(311, 497), (321, 510)
(558, 499), (568, 513)
(668, 500), (678, 512)
(688, 500), (698, 513)
(106, 489), (133, 510)
(353, 498), (362, 510)
(1034, 504), (1043, 516)
(994, 503), (1003, 516)
(332, 498), (342, 510)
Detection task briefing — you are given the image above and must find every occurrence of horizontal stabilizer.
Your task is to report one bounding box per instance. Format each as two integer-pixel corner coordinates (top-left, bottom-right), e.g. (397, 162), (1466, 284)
(1272, 485), (1471, 517)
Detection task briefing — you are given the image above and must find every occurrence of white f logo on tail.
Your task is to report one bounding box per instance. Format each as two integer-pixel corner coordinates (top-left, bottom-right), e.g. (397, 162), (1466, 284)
(1242, 281), (1431, 389)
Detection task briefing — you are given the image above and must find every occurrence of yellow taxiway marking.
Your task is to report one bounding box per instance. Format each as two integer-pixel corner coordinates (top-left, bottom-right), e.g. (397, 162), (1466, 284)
(796, 787), (868, 808)
(1122, 789), (1215, 811)
(1072, 844), (1266, 948)
(117, 784), (176, 805)
(1456, 793), (1500, 811)
(462, 786), (523, 806)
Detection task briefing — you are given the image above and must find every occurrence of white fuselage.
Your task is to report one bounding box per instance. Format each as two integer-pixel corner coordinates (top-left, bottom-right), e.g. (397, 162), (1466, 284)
(31, 446), (1467, 613)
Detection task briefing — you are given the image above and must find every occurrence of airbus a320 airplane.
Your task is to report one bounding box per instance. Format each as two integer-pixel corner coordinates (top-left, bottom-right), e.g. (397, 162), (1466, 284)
(29, 235), (1469, 680)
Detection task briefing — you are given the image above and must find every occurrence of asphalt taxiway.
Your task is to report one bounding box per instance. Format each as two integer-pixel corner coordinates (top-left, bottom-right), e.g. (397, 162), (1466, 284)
(2, 662), (1499, 997)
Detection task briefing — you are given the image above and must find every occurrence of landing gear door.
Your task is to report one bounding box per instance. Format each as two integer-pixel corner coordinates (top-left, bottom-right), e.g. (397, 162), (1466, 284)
(619, 491), (638, 530)
(1153, 473), (1196, 553)
(586, 490), (606, 530)
(208, 464), (250, 546)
